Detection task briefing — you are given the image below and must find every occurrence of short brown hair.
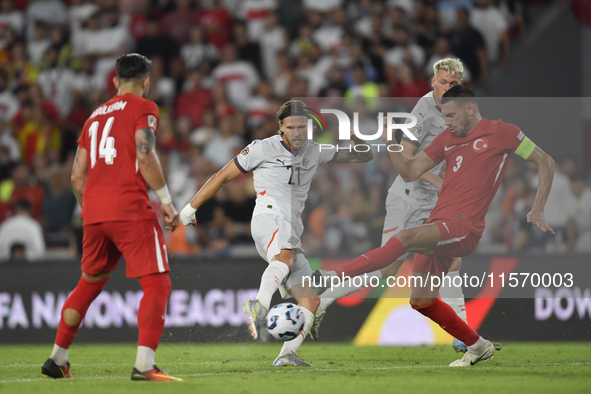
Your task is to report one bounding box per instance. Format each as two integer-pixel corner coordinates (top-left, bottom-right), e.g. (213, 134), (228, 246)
(277, 100), (307, 136)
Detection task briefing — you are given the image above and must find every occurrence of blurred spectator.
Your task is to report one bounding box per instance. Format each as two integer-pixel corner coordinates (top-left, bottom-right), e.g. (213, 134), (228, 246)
(25, 0), (68, 43)
(175, 69), (212, 128)
(196, 0), (232, 49)
(232, 21), (261, 73)
(566, 172), (591, 252)
(69, 0), (99, 28)
(16, 100), (60, 164)
(146, 56), (175, 107)
(345, 61), (379, 100)
(259, 12), (287, 79)
(513, 188), (547, 252)
(438, 0), (473, 31)
(202, 114), (243, 169)
(36, 45), (78, 118)
(0, 0), (24, 35)
(212, 43), (259, 110)
(27, 21), (49, 65)
(384, 26), (425, 69)
(0, 118), (19, 170)
(128, 0), (152, 42)
(135, 17), (179, 68)
(271, 50), (292, 97)
(498, 0), (529, 49)
(245, 81), (272, 129)
(560, 155), (578, 179)
(449, 8), (488, 88)
(470, 0), (510, 68)
(423, 37), (472, 85)
(221, 178), (255, 244)
(0, 198), (45, 260)
(0, 70), (18, 121)
(311, 8), (345, 51)
(160, 0), (196, 45)
(239, 0), (277, 42)
(181, 25), (218, 71)
(41, 163), (76, 234)
(389, 64), (430, 101)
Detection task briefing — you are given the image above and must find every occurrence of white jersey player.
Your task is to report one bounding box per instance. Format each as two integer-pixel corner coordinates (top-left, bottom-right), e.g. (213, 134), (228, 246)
(180, 100), (373, 366)
(315, 59), (473, 352)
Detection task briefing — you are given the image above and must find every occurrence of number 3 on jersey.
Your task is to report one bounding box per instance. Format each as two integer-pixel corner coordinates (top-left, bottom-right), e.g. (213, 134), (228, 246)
(89, 116), (117, 168)
(453, 155), (463, 172)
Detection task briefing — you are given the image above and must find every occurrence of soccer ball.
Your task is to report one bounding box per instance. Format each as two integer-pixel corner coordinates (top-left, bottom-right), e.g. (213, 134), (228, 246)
(266, 303), (305, 341)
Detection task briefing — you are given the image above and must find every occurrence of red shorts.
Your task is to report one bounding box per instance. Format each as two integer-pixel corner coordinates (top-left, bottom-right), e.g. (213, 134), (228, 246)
(412, 218), (479, 275)
(81, 219), (170, 278)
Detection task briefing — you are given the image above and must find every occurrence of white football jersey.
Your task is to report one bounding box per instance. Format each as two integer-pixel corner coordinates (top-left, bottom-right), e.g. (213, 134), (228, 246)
(389, 91), (445, 207)
(234, 134), (337, 236)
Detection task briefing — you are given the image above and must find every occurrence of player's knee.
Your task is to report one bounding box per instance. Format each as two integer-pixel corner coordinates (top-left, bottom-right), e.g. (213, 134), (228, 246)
(449, 258), (462, 272)
(395, 228), (417, 248)
(409, 297), (432, 309)
(271, 250), (292, 269)
(63, 308), (82, 326)
(139, 273), (172, 297)
(83, 271), (111, 282)
(299, 297), (320, 314)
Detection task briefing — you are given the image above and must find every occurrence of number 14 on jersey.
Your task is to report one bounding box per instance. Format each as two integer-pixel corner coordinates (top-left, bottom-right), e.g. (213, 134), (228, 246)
(89, 116), (117, 168)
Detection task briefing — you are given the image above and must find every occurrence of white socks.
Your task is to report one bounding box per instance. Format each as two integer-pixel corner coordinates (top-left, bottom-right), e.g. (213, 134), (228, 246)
(439, 270), (467, 322)
(50, 344), (69, 367)
(278, 306), (315, 357)
(256, 261), (290, 309)
(135, 346), (156, 372)
(468, 336), (487, 352)
(317, 270), (384, 312)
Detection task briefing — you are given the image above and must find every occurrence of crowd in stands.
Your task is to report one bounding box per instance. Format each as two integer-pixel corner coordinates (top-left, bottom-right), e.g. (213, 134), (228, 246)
(0, 0), (585, 262)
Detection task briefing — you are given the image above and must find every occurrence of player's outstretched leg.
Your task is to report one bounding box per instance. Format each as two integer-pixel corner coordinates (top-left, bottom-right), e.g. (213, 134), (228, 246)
(273, 285), (319, 367)
(438, 258), (469, 352)
(42, 273), (109, 379)
(313, 260), (404, 339)
(244, 250), (291, 340)
(131, 273), (181, 382)
(409, 270), (495, 367)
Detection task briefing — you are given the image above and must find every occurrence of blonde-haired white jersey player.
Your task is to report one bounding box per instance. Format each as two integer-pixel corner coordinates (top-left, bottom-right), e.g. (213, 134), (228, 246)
(315, 59), (482, 352)
(180, 100), (373, 366)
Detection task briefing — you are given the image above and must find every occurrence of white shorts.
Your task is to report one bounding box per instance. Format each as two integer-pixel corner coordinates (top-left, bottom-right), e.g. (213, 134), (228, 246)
(381, 192), (434, 260)
(251, 214), (312, 297)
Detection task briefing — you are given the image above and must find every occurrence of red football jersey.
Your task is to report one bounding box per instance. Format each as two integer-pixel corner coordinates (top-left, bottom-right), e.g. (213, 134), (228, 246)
(77, 94), (159, 225)
(423, 118), (524, 238)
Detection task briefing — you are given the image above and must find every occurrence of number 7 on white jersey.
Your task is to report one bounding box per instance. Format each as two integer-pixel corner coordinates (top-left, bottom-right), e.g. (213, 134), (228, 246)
(89, 116), (117, 168)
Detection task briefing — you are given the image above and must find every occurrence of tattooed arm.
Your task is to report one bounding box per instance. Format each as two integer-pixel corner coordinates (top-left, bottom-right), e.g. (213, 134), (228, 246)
(71, 147), (88, 208)
(334, 133), (375, 163)
(135, 127), (167, 191)
(135, 127), (179, 231)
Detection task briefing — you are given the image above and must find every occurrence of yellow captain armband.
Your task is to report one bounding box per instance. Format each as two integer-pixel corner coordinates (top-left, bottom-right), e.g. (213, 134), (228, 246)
(514, 136), (536, 159)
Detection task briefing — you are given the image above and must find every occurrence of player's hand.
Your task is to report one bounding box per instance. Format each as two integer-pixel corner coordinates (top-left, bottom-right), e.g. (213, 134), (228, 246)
(180, 203), (197, 226)
(527, 209), (555, 234)
(161, 202), (180, 232)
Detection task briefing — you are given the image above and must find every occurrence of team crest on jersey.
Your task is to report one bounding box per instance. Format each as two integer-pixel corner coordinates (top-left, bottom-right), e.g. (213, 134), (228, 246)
(302, 158), (309, 167)
(240, 147), (250, 157)
(148, 115), (157, 128)
(472, 137), (489, 152)
(517, 130), (524, 141)
(409, 124), (422, 137)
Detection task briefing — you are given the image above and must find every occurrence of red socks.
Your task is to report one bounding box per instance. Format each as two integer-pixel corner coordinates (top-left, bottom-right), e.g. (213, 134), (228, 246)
(337, 238), (406, 277)
(55, 275), (108, 349)
(413, 298), (479, 346)
(137, 273), (172, 350)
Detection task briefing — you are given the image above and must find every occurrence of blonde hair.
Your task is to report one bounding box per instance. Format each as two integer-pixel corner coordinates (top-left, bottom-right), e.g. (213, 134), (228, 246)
(433, 58), (464, 78)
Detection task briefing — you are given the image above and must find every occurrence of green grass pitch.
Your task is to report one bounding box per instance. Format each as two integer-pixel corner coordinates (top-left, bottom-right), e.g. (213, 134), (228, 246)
(1, 342), (590, 393)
